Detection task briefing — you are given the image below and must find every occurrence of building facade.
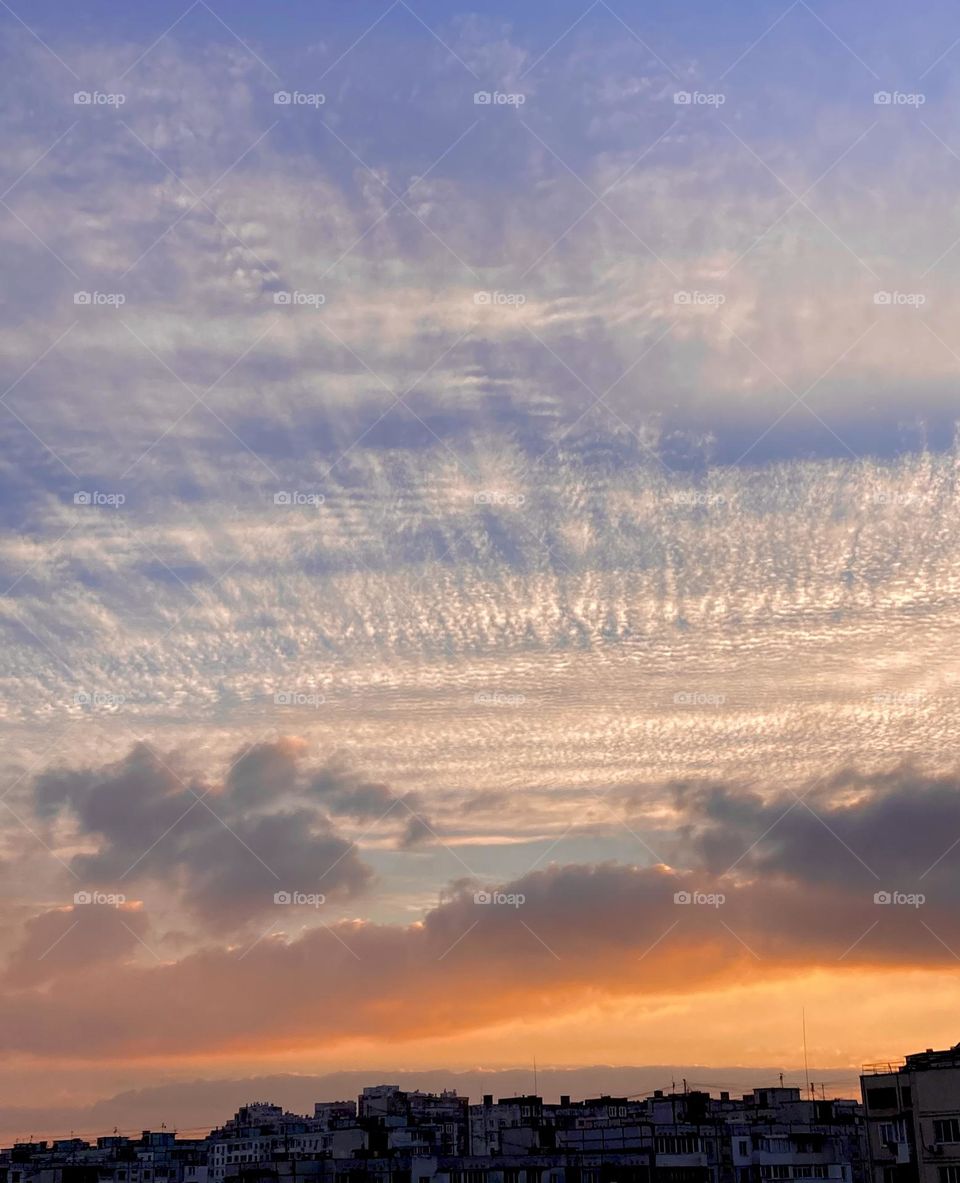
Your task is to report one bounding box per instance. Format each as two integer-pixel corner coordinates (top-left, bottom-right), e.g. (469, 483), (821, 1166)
(862, 1044), (960, 1183)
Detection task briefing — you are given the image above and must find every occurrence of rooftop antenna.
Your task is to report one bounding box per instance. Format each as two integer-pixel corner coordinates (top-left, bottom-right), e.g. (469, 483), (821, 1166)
(802, 1009), (811, 1100)
(533, 1056), (538, 1097)
(779, 1073), (784, 1087)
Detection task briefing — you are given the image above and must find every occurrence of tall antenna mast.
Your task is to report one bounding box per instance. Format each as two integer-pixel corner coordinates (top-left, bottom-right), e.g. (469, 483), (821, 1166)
(802, 1009), (811, 1100)
(533, 1055), (538, 1097)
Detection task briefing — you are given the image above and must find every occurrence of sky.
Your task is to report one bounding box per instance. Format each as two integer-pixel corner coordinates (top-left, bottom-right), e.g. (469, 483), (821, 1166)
(2, 0), (960, 1142)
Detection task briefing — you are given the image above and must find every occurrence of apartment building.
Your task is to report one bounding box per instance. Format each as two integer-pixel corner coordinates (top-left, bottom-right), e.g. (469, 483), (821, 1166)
(862, 1044), (960, 1183)
(359, 1087), (468, 1157)
(0, 1075), (871, 1183)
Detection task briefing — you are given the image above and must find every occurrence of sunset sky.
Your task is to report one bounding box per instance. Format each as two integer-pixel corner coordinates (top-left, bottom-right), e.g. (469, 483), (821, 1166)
(2, 0), (960, 1142)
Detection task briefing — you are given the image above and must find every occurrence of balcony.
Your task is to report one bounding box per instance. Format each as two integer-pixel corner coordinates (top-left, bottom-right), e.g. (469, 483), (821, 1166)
(862, 1063), (906, 1077)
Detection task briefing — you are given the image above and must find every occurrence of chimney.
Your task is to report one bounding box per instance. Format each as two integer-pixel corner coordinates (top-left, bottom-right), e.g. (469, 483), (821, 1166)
(720, 1092), (730, 1102)
(483, 1095), (493, 1108)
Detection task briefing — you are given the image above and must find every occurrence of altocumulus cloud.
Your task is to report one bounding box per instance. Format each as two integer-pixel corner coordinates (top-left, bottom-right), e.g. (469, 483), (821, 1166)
(3, 17), (960, 503)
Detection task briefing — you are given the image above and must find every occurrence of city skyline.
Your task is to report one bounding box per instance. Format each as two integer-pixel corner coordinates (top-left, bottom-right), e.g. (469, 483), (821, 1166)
(0, 1066), (864, 1146)
(6, 1049), (959, 1183)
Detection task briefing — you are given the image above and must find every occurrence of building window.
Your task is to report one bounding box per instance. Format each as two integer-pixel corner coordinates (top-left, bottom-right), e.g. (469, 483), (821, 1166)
(935, 1121), (960, 1144)
(938, 1168), (960, 1183)
(657, 1136), (704, 1155)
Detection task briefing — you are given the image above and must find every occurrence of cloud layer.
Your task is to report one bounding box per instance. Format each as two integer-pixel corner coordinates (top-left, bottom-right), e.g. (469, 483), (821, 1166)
(2, 751), (958, 1062)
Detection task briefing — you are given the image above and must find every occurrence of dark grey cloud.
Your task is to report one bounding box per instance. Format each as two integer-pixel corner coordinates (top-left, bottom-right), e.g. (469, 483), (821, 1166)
(308, 762), (437, 848)
(34, 741), (374, 927)
(0, 852), (956, 1061)
(670, 764), (960, 897)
